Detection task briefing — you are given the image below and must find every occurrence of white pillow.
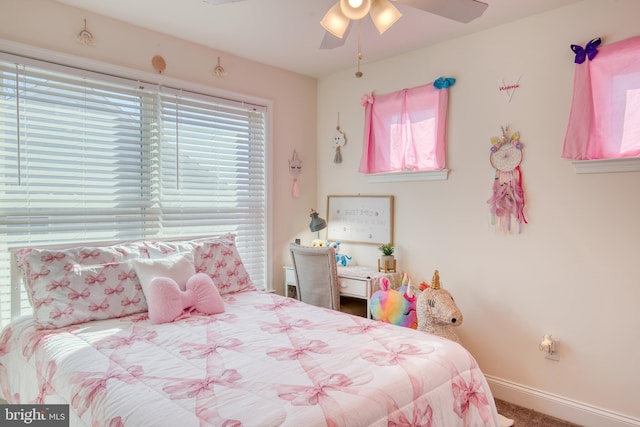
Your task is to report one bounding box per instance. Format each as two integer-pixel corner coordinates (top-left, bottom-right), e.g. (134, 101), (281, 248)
(131, 252), (195, 292)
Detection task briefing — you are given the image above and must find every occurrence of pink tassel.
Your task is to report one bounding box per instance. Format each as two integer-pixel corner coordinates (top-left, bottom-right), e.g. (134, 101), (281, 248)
(291, 179), (299, 198)
(487, 168), (526, 233)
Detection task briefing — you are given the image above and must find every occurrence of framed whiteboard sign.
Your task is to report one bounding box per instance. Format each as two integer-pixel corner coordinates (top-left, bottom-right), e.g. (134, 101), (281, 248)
(326, 195), (394, 245)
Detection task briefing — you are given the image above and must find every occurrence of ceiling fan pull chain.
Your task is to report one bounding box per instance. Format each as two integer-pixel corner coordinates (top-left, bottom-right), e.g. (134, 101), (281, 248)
(355, 20), (363, 78)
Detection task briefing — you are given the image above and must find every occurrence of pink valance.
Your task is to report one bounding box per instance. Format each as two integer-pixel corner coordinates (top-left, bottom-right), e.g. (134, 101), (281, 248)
(562, 36), (640, 160)
(359, 83), (449, 174)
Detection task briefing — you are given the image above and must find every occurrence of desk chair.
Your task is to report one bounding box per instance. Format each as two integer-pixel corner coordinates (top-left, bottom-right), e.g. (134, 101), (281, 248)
(288, 243), (340, 310)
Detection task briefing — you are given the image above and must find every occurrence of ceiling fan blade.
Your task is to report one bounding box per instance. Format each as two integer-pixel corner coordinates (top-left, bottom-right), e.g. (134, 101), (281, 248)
(201, 0), (247, 5)
(397, 0), (488, 23)
(319, 24), (352, 50)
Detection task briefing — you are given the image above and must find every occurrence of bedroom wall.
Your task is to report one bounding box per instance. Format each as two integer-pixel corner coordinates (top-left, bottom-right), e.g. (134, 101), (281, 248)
(316, 0), (640, 425)
(0, 0), (318, 296)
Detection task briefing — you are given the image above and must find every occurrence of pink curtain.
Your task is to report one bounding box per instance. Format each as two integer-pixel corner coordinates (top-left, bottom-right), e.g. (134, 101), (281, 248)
(359, 83), (449, 174)
(562, 36), (640, 160)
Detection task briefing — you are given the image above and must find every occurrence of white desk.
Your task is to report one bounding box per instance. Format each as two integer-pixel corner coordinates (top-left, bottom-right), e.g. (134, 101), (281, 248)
(283, 265), (403, 319)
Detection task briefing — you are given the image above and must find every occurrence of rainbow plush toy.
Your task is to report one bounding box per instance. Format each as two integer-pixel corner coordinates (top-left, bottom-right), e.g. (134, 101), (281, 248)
(369, 273), (417, 329)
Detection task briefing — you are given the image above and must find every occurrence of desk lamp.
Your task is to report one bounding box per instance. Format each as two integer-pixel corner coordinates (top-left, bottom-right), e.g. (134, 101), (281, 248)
(309, 209), (327, 239)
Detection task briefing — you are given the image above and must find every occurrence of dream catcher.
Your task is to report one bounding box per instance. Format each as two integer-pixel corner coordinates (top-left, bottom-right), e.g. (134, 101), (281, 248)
(332, 113), (346, 164)
(487, 126), (527, 233)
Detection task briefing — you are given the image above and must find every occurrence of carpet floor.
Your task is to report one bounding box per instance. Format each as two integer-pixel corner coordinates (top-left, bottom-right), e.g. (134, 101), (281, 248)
(495, 399), (582, 427)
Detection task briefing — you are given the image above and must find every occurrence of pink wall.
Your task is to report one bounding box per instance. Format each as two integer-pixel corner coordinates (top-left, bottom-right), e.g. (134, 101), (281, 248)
(1, 0), (319, 295)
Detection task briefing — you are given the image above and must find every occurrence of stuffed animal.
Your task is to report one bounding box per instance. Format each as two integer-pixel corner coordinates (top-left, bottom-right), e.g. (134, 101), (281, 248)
(311, 239), (326, 247)
(328, 241), (352, 266)
(369, 273), (417, 329)
(416, 270), (463, 343)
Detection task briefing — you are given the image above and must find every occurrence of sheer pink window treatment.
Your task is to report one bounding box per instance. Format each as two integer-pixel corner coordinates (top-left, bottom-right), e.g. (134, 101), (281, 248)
(562, 36), (640, 160)
(359, 83), (449, 174)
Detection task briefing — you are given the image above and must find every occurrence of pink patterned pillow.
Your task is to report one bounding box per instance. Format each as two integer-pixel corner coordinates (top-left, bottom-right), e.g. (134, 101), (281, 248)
(192, 235), (255, 295)
(16, 243), (148, 330)
(141, 240), (196, 259)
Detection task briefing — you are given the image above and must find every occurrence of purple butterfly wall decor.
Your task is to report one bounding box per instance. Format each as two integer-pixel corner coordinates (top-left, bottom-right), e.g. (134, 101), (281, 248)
(570, 37), (602, 64)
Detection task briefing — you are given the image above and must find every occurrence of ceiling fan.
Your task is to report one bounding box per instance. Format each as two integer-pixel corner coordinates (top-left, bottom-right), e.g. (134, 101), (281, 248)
(320, 0), (488, 48)
(202, 0), (488, 49)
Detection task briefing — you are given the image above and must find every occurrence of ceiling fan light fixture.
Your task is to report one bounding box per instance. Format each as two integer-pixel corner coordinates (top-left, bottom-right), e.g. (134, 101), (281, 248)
(339, 0), (371, 20)
(321, 3), (351, 38)
(370, 0), (402, 34)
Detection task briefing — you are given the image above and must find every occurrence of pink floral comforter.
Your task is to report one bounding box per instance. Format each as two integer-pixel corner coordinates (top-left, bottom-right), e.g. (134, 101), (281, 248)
(0, 291), (500, 426)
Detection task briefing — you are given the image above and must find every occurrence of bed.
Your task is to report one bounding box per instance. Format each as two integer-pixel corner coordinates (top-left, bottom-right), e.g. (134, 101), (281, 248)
(0, 235), (500, 426)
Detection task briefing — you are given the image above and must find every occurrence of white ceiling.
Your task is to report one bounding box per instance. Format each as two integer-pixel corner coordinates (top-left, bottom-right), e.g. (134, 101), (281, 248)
(54, 0), (582, 78)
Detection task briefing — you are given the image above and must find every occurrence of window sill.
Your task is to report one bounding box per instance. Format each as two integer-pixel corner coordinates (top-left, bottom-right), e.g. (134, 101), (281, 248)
(572, 158), (640, 174)
(366, 169), (449, 183)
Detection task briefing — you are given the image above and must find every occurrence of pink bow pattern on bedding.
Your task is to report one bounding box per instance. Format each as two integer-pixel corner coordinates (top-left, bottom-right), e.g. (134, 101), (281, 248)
(0, 291), (500, 426)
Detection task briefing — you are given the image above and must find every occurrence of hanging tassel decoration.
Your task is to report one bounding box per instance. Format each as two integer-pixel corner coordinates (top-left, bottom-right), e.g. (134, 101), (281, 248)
(289, 150), (302, 198)
(487, 127), (527, 233)
(332, 112), (346, 164)
(488, 167), (527, 232)
(334, 146), (342, 164)
(291, 178), (300, 198)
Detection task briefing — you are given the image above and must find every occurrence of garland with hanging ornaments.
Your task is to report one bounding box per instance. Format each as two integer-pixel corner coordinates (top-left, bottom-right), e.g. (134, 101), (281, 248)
(76, 19), (96, 46)
(487, 126), (527, 233)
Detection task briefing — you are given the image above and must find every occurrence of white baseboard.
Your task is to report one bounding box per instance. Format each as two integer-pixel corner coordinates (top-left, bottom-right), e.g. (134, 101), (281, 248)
(486, 375), (640, 427)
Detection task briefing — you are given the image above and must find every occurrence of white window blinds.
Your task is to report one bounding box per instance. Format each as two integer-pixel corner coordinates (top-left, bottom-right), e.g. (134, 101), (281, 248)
(158, 89), (266, 282)
(0, 54), (267, 327)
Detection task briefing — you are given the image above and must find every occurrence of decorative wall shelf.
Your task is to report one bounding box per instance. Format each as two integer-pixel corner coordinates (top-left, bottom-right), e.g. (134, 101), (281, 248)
(366, 169), (449, 183)
(572, 158), (640, 174)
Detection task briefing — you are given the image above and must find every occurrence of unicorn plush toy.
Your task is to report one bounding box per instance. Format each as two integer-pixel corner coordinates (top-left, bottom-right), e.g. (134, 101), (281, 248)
(369, 273), (417, 329)
(416, 270), (463, 343)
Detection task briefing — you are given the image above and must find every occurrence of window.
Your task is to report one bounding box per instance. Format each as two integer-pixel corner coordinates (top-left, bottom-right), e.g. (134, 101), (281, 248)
(563, 36), (640, 161)
(0, 53), (267, 327)
(359, 82), (449, 176)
